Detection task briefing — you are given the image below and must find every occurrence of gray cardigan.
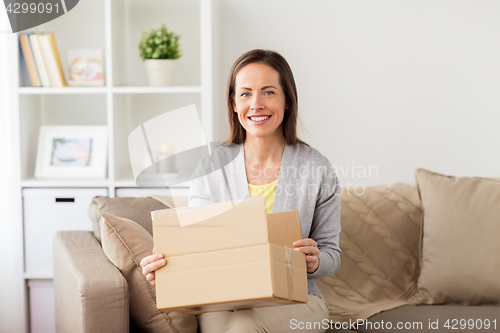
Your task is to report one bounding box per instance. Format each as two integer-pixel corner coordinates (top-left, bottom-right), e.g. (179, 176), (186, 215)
(188, 141), (341, 300)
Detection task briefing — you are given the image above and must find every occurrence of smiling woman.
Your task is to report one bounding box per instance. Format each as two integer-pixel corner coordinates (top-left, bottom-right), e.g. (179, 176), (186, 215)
(232, 62), (286, 141)
(140, 49), (341, 333)
(226, 50), (304, 147)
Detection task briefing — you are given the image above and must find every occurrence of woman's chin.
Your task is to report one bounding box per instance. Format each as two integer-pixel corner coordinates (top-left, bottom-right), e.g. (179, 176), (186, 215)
(245, 130), (279, 140)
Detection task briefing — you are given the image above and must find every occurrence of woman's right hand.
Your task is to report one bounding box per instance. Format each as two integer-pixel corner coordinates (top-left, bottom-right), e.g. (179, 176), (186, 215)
(140, 247), (167, 286)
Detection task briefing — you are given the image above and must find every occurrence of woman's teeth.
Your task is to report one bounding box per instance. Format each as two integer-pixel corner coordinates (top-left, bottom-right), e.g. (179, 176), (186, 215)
(250, 116), (270, 121)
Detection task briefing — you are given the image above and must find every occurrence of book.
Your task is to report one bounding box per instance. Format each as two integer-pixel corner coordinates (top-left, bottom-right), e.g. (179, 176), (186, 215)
(19, 34), (41, 87)
(38, 33), (64, 87)
(47, 33), (66, 87)
(28, 33), (51, 87)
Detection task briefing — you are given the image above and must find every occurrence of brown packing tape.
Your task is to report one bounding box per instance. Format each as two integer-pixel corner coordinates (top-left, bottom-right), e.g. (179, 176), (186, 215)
(268, 243), (308, 303)
(284, 246), (294, 301)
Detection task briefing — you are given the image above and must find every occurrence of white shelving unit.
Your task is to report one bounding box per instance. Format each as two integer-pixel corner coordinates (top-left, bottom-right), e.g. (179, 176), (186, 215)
(9, 0), (213, 332)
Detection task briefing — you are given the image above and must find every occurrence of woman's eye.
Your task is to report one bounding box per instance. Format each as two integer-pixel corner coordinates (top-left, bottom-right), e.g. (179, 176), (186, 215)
(241, 93), (250, 97)
(264, 91), (274, 96)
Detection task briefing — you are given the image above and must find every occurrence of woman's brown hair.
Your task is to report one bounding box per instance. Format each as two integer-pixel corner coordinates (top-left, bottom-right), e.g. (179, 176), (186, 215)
(226, 49), (307, 146)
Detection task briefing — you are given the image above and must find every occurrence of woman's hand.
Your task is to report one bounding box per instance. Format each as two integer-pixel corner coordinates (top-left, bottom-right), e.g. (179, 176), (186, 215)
(140, 247), (167, 286)
(293, 238), (320, 273)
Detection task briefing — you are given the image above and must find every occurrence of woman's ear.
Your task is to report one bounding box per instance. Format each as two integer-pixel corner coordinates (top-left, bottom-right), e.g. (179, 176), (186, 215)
(232, 100), (237, 113)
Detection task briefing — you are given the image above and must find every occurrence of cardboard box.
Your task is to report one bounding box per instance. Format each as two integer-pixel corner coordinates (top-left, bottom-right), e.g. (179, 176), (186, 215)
(151, 196), (308, 314)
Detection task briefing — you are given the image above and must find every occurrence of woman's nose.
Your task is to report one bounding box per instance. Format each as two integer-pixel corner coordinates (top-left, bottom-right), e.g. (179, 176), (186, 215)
(250, 94), (264, 110)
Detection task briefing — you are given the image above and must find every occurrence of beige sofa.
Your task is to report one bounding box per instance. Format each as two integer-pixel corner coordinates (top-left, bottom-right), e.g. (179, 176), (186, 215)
(53, 183), (500, 333)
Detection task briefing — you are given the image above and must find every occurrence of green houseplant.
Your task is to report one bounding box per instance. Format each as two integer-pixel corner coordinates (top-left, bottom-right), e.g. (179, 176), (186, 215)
(139, 25), (181, 86)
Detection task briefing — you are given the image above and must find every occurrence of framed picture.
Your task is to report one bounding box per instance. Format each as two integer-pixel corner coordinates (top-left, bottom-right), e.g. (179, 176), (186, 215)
(35, 126), (107, 179)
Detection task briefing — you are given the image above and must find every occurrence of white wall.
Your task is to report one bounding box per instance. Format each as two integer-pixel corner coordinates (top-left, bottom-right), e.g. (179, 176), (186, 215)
(0, 10), (25, 333)
(213, 0), (500, 186)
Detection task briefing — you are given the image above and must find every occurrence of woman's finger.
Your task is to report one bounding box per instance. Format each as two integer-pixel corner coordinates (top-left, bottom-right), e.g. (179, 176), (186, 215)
(142, 258), (167, 275)
(142, 259), (167, 275)
(293, 238), (317, 248)
(146, 272), (156, 286)
(305, 255), (319, 264)
(307, 259), (320, 271)
(140, 253), (164, 268)
(293, 246), (319, 256)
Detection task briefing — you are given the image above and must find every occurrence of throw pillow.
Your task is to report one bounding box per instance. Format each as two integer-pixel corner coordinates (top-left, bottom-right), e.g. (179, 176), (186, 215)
(409, 168), (500, 305)
(99, 211), (197, 332)
(89, 196), (168, 243)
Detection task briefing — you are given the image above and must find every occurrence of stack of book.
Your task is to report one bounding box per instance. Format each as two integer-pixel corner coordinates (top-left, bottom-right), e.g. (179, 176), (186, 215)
(19, 33), (66, 88)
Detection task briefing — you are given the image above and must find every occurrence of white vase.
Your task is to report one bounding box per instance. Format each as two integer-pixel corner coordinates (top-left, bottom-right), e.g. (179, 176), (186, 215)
(144, 59), (177, 86)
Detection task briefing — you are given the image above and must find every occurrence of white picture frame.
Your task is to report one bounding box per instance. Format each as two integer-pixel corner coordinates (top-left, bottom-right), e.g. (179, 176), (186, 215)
(35, 126), (107, 179)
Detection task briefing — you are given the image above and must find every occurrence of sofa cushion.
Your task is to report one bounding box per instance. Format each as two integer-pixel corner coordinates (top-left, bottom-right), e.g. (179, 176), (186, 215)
(99, 211), (197, 333)
(409, 168), (500, 305)
(88, 196), (168, 243)
(53, 231), (130, 333)
(316, 183), (423, 323)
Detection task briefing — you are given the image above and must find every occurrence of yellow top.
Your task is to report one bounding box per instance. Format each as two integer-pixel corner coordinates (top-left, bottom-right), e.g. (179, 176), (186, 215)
(248, 178), (278, 213)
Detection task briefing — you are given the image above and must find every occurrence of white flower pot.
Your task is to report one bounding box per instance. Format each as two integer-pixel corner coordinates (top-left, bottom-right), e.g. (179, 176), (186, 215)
(144, 59), (177, 86)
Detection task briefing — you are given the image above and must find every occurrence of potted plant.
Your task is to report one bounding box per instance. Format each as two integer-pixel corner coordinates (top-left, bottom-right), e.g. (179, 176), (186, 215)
(139, 24), (181, 86)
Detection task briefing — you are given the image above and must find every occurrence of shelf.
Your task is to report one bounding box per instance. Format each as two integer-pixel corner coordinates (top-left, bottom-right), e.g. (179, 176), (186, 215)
(111, 0), (200, 87)
(23, 273), (53, 280)
(21, 178), (110, 188)
(113, 178), (190, 188)
(20, 178), (190, 188)
(18, 87), (108, 94)
(112, 86), (202, 94)
(17, 86), (202, 94)
(11, 0), (212, 330)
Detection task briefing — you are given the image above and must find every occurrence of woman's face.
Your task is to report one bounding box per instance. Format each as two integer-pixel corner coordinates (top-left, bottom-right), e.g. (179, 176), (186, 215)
(232, 63), (287, 140)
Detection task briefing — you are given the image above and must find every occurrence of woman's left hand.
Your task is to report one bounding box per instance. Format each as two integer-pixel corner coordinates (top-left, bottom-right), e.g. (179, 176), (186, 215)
(293, 238), (320, 273)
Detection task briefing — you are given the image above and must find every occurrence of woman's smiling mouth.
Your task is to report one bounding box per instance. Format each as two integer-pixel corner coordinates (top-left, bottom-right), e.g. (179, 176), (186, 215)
(248, 115), (271, 123)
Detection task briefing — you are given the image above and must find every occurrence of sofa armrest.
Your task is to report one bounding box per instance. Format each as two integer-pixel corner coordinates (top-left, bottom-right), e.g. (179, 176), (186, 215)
(53, 231), (129, 333)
